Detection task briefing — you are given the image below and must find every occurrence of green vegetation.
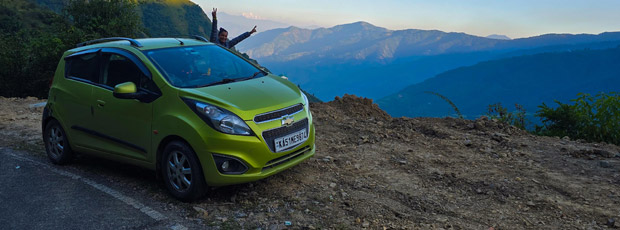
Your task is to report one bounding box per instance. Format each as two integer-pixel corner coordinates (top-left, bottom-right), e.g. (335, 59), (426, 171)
(535, 93), (620, 145)
(65, 0), (142, 39)
(0, 0), (141, 98)
(486, 103), (527, 130)
(137, 0), (211, 38)
(0, 0), (73, 98)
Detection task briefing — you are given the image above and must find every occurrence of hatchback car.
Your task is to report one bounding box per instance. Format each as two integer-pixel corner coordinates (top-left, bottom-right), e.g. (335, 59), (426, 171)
(42, 37), (315, 201)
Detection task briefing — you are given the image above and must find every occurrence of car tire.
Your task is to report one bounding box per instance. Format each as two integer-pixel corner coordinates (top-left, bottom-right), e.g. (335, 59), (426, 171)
(161, 140), (207, 202)
(43, 119), (74, 165)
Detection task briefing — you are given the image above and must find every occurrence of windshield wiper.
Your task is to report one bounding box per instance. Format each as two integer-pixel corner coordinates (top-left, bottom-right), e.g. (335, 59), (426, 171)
(194, 78), (236, 88)
(193, 71), (265, 88)
(241, 71), (264, 81)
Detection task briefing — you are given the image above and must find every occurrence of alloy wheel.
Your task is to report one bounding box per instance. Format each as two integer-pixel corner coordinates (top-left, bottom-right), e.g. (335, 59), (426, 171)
(166, 150), (193, 192)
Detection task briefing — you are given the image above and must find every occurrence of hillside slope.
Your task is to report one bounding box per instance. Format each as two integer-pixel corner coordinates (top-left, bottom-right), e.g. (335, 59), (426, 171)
(1, 95), (619, 229)
(138, 0), (212, 38)
(30, 0), (213, 38)
(378, 46), (620, 119)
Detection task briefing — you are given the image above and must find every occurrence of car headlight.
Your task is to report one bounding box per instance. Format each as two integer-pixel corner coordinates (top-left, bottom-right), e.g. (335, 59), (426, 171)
(183, 99), (253, 136)
(301, 92), (312, 120)
(302, 92), (309, 106)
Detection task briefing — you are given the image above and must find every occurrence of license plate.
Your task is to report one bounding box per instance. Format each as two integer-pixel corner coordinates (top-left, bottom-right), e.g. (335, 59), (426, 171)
(274, 129), (308, 152)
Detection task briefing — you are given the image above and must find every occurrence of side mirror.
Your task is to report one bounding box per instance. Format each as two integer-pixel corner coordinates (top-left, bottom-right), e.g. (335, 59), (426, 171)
(113, 82), (144, 101)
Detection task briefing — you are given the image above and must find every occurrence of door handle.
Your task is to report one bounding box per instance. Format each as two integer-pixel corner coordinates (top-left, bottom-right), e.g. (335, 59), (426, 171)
(97, 100), (106, 107)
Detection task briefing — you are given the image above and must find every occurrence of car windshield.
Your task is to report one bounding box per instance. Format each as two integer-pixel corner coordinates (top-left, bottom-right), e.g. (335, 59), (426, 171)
(145, 45), (265, 88)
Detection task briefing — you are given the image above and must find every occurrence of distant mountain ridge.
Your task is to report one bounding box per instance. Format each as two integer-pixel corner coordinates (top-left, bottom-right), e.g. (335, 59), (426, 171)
(377, 46), (620, 119)
(238, 21), (620, 101)
(486, 34), (511, 40)
(217, 12), (290, 37)
(240, 21), (620, 63)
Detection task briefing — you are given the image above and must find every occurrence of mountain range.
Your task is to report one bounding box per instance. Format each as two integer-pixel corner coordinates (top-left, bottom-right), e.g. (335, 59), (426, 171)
(237, 22), (620, 101)
(377, 46), (620, 119)
(216, 12), (290, 37)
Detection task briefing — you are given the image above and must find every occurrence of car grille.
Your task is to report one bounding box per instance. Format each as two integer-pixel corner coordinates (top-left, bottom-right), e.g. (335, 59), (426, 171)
(262, 145), (311, 171)
(254, 104), (304, 123)
(262, 118), (308, 152)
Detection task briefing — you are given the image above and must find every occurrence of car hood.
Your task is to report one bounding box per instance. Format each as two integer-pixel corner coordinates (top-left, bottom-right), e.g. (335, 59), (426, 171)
(180, 75), (303, 120)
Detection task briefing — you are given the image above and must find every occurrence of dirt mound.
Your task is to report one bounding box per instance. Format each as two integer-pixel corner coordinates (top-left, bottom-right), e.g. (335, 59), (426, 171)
(317, 94), (392, 121)
(2, 96), (620, 229)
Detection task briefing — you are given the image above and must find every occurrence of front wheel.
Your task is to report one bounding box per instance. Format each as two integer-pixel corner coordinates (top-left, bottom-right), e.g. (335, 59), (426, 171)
(161, 141), (207, 202)
(43, 119), (74, 164)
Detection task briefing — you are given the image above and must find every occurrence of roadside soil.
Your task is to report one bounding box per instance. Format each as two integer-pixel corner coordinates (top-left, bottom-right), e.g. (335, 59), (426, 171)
(1, 95), (620, 229)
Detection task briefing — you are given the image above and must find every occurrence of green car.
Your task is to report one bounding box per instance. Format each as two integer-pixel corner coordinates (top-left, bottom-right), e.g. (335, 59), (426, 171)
(42, 37), (315, 201)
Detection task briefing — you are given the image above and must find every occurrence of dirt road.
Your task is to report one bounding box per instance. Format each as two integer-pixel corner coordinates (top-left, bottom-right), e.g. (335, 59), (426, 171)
(1, 95), (619, 229)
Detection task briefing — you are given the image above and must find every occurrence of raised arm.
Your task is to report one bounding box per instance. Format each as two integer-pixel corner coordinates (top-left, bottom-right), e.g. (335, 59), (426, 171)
(228, 26), (257, 48)
(210, 8), (218, 42)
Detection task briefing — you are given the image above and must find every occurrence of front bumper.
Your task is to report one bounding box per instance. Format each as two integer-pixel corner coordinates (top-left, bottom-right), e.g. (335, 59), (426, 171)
(196, 122), (316, 186)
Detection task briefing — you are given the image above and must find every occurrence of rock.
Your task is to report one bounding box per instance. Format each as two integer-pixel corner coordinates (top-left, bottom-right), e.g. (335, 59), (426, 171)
(526, 201), (536, 207)
(193, 206), (208, 218)
(398, 160), (407, 165)
(600, 161), (611, 168)
(464, 140), (472, 147)
(234, 212), (247, 218)
(606, 218), (615, 228)
(362, 221), (370, 228)
(329, 183), (337, 188)
(467, 123), (475, 129)
(594, 149), (616, 158)
(562, 136), (570, 141)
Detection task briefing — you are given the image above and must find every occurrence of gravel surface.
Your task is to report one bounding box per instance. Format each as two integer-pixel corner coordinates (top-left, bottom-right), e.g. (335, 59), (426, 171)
(1, 95), (620, 229)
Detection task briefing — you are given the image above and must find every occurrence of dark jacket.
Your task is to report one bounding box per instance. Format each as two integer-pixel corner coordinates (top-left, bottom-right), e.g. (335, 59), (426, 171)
(210, 18), (251, 49)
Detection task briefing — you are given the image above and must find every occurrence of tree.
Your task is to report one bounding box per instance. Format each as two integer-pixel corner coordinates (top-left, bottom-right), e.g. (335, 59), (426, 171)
(64, 0), (142, 39)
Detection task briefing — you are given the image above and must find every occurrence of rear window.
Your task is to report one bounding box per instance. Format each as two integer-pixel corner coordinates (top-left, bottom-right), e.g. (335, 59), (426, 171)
(65, 53), (99, 82)
(145, 45), (265, 88)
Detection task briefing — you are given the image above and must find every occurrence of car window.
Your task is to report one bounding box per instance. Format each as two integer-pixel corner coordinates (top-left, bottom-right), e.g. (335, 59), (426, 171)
(65, 53), (99, 82)
(145, 45), (265, 88)
(102, 54), (157, 91)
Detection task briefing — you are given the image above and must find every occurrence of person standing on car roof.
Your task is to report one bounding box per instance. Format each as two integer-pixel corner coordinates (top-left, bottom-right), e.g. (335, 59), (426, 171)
(210, 8), (257, 49)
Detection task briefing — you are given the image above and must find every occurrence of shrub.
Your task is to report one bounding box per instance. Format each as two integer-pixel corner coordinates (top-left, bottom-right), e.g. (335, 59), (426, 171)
(535, 92), (620, 145)
(486, 103), (527, 129)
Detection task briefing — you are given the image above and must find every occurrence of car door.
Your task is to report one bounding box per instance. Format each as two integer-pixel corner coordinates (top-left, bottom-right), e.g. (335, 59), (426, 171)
(57, 49), (102, 149)
(90, 49), (160, 161)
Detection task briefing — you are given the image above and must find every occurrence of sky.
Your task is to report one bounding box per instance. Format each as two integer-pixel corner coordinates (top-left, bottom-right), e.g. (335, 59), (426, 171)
(193, 0), (620, 39)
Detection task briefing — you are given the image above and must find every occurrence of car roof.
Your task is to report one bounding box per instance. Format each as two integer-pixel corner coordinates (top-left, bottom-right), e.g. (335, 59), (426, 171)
(67, 38), (212, 53)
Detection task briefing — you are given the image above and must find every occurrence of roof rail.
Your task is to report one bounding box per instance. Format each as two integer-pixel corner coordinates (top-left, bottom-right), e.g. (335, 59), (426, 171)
(191, 35), (209, 43)
(76, 37), (143, 48)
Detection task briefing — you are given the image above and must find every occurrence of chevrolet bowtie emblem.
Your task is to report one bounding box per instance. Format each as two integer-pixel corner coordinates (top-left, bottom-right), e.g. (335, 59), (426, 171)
(281, 116), (294, 127)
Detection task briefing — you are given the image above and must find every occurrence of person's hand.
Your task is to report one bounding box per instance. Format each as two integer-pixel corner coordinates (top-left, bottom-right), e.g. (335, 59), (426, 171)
(212, 8), (217, 19)
(250, 26), (257, 34)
